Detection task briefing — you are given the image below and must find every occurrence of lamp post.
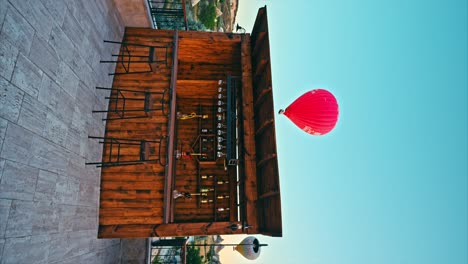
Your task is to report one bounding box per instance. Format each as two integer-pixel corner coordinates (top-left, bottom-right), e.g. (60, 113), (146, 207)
(235, 23), (246, 34)
(190, 236), (266, 261)
(151, 236), (267, 262)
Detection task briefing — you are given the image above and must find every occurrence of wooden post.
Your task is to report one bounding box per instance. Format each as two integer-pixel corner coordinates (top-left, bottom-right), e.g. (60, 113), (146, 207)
(164, 30), (179, 224)
(241, 34), (259, 234)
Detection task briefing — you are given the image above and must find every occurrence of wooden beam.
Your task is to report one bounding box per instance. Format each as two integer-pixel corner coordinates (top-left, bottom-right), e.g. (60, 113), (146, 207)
(241, 34), (259, 235)
(178, 31), (242, 43)
(100, 207), (163, 217)
(98, 221), (245, 238)
(250, 6), (283, 238)
(258, 190), (279, 201)
(154, 221), (244, 237)
(254, 58), (268, 78)
(251, 7), (267, 39)
(257, 230), (282, 237)
(99, 216), (163, 225)
(100, 181), (164, 190)
(164, 30), (179, 224)
(255, 118), (273, 137)
(100, 190), (162, 200)
(254, 86), (272, 108)
(124, 28), (177, 39)
(252, 32), (267, 58)
(100, 198), (163, 208)
(257, 153), (277, 169)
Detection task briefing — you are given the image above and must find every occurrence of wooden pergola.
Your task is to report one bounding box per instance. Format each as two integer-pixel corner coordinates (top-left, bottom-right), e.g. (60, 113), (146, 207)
(94, 6), (282, 238)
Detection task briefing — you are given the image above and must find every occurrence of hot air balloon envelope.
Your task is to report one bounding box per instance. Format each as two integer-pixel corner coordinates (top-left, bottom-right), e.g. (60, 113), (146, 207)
(234, 236), (261, 260)
(281, 89), (339, 135)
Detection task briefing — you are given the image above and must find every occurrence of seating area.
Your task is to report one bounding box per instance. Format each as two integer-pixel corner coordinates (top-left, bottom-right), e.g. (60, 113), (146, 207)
(89, 28), (177, 238)
(87, 29), (175, 170)
(0, 0), (203, 261)
(100, 40), (170, 75)
(86, 136), (167, 167)
(92, 87), (170, 120)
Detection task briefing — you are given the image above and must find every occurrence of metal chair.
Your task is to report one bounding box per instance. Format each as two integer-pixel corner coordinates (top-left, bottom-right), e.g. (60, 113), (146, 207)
(100, 40), (169, 75)
(85, 136), (167, 167)
(93, 87), (170, 120)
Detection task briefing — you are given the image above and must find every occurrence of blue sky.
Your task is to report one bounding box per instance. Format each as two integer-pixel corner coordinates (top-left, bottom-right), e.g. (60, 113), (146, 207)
(220, 0), (467, 263)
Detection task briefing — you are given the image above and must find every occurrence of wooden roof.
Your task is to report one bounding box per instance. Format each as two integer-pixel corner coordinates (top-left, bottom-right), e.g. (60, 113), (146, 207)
(251, 6), (282, 237)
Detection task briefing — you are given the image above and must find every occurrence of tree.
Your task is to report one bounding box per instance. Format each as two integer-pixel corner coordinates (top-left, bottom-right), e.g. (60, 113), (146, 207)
(206, 249), (213, 263)
(188, 19), (208, 31)
(186, 245), (203, 264)
(151, 257), (163, 264)
(186, 5), (208, 31)
(198, 3), (217, 29)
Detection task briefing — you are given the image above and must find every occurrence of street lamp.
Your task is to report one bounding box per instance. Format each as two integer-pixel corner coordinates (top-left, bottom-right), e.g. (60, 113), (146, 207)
(190, 236), (267, 261)
(235, 23), (246, 34)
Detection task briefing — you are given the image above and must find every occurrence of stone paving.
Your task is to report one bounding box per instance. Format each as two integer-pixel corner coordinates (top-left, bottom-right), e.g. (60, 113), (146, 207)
(0, 0), (136, 263)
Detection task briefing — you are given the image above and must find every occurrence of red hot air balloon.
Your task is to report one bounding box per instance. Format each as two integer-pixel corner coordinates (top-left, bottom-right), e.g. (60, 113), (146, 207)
(279, 89), (339, 136)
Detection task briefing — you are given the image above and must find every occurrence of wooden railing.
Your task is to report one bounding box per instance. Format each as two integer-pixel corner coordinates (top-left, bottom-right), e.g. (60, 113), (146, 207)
(147, 0), (188, 30)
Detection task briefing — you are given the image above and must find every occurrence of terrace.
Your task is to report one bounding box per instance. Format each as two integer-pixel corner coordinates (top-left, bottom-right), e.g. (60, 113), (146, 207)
(0, 0), (151, 262)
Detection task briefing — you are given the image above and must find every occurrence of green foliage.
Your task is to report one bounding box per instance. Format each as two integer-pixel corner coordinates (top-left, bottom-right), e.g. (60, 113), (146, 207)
(151, 257), (163, 264)
(206, 249), (213, 262)
(188, 19), (208, 31)
(186, 6), (208, 31)
(186, 245), (203, 264)
(198, 3), (217, 29)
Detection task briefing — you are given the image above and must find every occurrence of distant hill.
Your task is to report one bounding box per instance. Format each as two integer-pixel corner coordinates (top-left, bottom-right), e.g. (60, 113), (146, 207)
(189, 0), (238, 32)
(193, 235), (224, 263)
(221, 0), (238, 32)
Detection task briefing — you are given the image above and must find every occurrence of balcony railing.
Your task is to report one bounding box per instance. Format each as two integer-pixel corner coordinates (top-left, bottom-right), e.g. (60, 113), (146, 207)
(147, 0), (188, 30)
